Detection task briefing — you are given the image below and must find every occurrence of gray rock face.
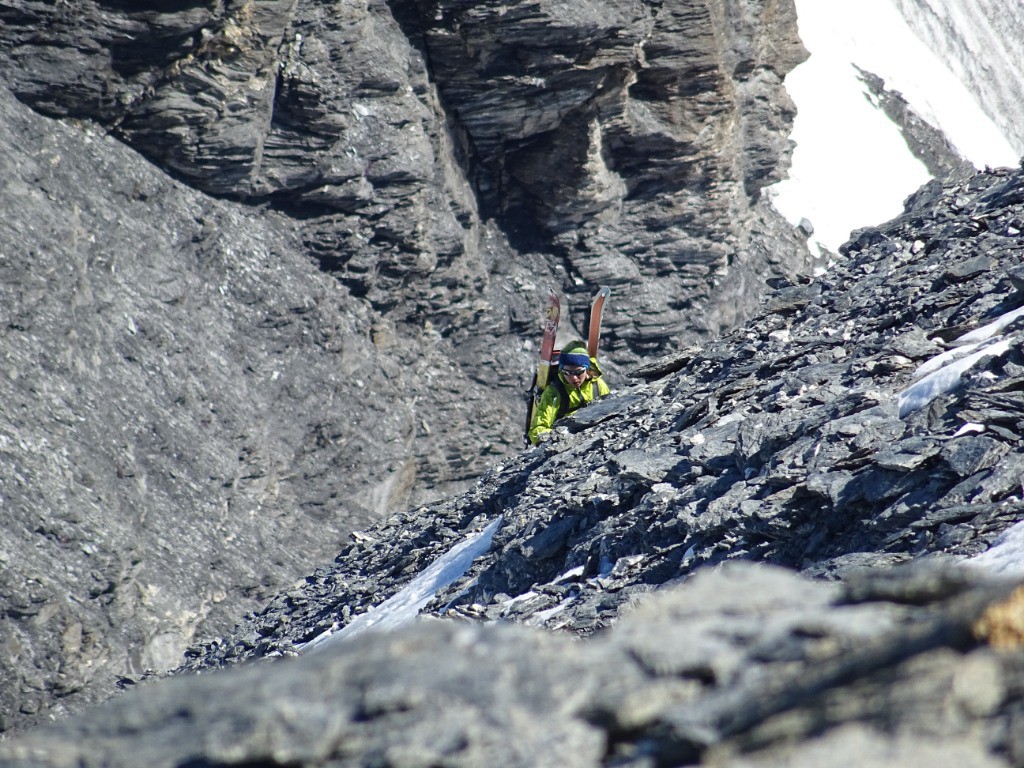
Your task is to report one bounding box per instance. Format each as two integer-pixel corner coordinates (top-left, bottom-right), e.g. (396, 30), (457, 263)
(0, 0), (813, 735)
(392, 0), (811, 353)
(0, 84), (392, 730)
(0, 0), (811, 359)
(0, 0), (487, 321)
(5, 0), (1021, 761)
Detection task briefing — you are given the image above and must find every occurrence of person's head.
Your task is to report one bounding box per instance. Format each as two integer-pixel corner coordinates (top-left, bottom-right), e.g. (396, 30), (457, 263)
(559, 340), (590, 384)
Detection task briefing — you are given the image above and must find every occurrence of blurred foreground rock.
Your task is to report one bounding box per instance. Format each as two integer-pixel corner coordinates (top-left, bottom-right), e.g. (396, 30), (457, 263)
(3, 562), (1024, 767)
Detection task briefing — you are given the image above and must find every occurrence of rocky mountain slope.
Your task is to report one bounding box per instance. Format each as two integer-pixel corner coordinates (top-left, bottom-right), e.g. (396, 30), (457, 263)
(182, 162), (1024, 665)
(4, 161), (1024, 767)
(0, 84), (384, 730)
(0, 0), (815, 733)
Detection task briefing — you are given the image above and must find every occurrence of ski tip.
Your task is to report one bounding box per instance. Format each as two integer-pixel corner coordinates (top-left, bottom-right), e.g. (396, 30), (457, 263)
(595, 286), (611, 298)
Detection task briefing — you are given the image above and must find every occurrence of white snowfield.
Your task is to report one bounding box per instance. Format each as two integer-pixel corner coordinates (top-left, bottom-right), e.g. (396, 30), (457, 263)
(769, 0), (1021, 255)
(891, 0), (1024, 154)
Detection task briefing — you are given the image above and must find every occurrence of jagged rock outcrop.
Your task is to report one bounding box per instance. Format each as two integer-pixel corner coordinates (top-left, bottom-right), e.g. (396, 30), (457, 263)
(0, 0), (814, 735)
(856, 66), (975, 180)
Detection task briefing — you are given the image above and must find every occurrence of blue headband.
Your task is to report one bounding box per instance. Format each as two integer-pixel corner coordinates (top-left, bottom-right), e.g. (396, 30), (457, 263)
(560, 352), (591, 369)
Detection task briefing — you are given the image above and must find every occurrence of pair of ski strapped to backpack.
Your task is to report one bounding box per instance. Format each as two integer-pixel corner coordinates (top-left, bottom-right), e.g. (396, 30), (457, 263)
(523, 286), (610, 444)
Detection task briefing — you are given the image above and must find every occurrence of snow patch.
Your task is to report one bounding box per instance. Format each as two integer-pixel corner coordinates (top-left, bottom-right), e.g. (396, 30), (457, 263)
(299, 517), (502, 653)
(952, 422), (985, 437)
(913, 340), (986, 379)
(954, 304), (1024, 346)
(769, 0), (1018, 254)
(897, 338), (1013, 418)
(967, 520), (1024, 578)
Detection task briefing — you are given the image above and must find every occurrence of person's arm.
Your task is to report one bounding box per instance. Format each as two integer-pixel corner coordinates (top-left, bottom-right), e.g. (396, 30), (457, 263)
(528, 385), (561, 444)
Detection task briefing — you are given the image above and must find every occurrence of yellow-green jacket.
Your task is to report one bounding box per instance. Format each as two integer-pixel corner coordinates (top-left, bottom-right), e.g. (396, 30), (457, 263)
(528, 358), (610, 444)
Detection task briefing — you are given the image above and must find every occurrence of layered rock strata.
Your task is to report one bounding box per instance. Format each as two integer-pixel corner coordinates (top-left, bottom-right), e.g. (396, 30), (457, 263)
(0, 0), (810, 357)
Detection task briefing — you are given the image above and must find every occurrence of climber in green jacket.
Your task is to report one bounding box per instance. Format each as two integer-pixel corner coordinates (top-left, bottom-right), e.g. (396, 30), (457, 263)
(528, 339), (610, 445)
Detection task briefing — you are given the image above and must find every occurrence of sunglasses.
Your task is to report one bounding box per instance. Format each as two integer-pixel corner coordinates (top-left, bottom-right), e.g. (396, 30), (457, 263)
(562, 366), (588, 377)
